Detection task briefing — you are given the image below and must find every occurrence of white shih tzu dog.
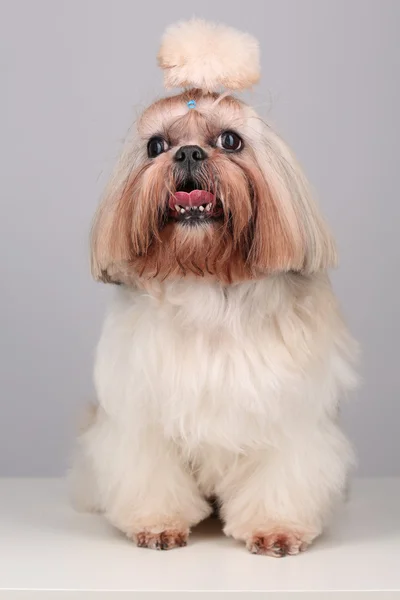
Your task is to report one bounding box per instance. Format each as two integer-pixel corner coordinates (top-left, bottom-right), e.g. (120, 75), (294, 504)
(70, 20), (357, 556)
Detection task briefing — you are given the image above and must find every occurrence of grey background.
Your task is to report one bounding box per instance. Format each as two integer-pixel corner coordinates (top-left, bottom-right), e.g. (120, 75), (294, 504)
(1, 0), (399, 476)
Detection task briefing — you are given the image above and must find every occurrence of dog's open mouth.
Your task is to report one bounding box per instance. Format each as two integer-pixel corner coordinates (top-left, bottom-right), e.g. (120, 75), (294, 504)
(168, 179), (223, 224)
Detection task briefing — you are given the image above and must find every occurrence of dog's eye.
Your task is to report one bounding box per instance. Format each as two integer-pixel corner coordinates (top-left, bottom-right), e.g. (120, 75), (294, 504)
(147, 136), (168, 158)
(217, 131), (243, 152)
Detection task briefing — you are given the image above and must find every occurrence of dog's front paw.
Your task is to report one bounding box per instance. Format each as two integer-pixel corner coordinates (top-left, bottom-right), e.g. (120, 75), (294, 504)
(247, 529), (311, 557)
(135, 529), (188, 550)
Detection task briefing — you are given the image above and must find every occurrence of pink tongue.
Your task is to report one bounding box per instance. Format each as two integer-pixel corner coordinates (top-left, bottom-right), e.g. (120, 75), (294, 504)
(170, 190), (215, 209)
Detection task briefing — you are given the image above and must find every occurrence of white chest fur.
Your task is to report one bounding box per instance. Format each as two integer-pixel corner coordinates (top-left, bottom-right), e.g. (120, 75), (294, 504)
(93, 274), (356, 453)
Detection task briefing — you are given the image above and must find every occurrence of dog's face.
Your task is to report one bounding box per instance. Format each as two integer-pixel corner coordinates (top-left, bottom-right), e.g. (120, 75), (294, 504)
(91, 89), (336, 285)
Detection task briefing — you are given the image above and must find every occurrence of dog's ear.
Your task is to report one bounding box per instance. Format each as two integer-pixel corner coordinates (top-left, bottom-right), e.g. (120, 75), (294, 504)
(90, 153), (139, 283)
(249, 127), (337, 274)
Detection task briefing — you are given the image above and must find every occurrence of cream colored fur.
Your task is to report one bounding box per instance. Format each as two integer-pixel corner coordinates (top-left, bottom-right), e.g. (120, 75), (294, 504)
(71, 273), (357, 548)
(70, 21), (357, 556)
(158, 19), (260, 91)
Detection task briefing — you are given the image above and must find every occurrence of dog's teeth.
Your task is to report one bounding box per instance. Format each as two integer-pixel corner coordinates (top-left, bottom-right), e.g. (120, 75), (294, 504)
(180, 208), (186, 214)
(206, 203), (212, 212)
(199, 206), (204, 212)
(174, 204), (181, 212)
(186, 206), (191, 211)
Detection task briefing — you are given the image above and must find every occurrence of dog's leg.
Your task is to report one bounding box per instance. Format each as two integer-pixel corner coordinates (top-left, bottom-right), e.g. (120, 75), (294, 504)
(78, 410), (211, 549)
(219, 419), (353, 556)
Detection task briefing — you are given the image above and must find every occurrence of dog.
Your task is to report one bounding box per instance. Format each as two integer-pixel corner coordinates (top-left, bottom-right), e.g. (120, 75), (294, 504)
(70, 19), (358, 556)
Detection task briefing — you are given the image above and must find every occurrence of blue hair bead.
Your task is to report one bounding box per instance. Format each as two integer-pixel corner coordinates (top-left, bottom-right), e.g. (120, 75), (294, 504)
(187, 99), (196, 109)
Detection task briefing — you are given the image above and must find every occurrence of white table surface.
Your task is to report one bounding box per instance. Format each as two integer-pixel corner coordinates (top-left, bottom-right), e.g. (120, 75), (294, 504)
(0, 478), (399, 595)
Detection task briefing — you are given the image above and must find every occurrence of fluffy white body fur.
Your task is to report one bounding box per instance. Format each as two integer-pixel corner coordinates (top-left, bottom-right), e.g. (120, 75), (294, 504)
(71, 272), (356, 553)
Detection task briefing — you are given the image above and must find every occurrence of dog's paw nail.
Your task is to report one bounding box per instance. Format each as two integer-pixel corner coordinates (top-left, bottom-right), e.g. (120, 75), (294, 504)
(136, 528), (188, 550)
(247, 530), (311, 557)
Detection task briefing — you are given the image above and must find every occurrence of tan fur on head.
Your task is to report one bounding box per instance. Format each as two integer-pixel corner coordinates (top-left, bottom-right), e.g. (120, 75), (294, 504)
(91, 90), (336, 286)
(91, 22), (336, 285)
(158, 19), (260, 92)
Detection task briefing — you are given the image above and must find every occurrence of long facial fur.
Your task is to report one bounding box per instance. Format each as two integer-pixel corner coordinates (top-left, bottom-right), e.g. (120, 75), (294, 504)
(91, 89), (336, 286)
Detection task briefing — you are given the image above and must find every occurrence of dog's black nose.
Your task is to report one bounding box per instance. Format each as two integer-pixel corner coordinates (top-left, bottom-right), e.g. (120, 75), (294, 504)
(174, 145), (207, 170)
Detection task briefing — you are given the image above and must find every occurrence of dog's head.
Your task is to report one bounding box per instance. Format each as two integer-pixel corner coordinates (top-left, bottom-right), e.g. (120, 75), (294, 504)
(91, 21), (336, 285)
